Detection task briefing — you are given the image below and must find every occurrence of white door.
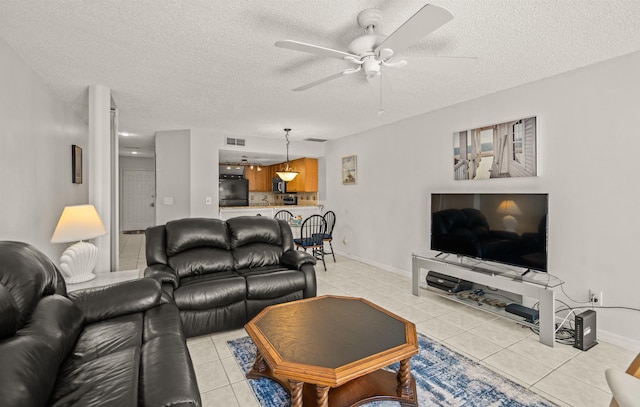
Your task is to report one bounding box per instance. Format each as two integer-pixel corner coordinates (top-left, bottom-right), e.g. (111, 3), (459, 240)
(122, 169), (155, 231)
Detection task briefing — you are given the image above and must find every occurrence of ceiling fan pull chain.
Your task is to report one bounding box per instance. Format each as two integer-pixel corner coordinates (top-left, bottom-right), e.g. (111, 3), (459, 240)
(378, 72), (384, 115)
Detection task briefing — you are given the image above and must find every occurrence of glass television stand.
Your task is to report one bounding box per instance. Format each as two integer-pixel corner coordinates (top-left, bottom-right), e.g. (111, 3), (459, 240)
(412, 253), (563, 347)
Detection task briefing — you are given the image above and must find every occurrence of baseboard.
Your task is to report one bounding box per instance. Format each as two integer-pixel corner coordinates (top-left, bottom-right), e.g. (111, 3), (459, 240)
(598, 329), (640, 352)
(333, 250), (410, 278)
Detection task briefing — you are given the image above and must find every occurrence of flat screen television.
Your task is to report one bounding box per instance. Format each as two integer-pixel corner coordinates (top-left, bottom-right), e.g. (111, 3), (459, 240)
(431, 193), (548, 272)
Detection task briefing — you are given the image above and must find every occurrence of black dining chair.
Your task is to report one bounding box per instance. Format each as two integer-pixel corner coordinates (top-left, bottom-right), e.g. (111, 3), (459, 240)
(294, 215), (327, 271)
(274, 210), (294, 222)
(322, 211), (336, 262)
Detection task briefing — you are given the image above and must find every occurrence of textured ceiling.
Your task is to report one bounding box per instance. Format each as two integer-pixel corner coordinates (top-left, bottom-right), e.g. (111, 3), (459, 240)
(2, 0), (640, 157)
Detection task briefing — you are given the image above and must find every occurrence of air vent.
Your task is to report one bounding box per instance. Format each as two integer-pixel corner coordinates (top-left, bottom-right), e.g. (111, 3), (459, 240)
(304, 138), (328, 143)
(226, 137), (246, 146)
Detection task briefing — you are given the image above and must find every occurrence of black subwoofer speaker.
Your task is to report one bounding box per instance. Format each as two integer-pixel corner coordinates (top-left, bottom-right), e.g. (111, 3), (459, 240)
(574, 310), (598, 351)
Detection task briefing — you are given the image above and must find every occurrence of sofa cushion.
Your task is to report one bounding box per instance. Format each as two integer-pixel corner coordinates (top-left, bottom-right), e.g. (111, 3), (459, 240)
(175, 273), (246, 310)
(0, 295), (83, 406)
(166, 218), (229, 256)
(169, 247), (235, 278)
(227, 216), (282, 248)
(67, 313), (143, 365)
(50, 347), (140, 407)
(233, 244), (284, 270)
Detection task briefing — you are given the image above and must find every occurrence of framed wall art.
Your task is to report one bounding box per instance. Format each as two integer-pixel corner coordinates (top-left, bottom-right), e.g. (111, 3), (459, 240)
(72, 144), (82, 184)
(453, 116), (537, 180)
(342, 155), (357, 185)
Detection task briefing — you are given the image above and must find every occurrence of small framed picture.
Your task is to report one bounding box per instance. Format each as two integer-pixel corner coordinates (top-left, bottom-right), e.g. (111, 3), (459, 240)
(72, 145), (82, 184)
(342, 155), (357, 185)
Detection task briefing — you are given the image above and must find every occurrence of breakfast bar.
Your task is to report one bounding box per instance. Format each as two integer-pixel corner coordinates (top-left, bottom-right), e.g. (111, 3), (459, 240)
(219, 205), (322, 220)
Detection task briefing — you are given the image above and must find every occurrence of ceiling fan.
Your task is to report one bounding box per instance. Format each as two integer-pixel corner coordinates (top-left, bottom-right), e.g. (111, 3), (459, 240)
(275, 4), (455, 95)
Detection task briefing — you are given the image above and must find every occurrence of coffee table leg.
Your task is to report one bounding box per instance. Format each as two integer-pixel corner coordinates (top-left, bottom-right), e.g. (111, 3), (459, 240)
(252, 351), (268, 373)
(289, 380), (303, 407)
(316, 385), (329, 407)
(396, 358), (414, 399)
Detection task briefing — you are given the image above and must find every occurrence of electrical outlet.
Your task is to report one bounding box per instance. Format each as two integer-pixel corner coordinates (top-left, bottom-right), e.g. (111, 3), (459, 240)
(589, 289), (603, 306)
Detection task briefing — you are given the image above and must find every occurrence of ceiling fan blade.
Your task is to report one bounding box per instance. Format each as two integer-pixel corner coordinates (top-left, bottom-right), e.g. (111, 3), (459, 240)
(292, 71), (348, 91)
(375, 4), (453, 57)
(276, 40), (360, 60)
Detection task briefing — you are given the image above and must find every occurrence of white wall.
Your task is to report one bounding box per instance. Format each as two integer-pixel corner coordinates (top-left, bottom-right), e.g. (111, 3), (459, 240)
(155, 130), (190, 224)
(0, 38), (89, 262)
(190, 129), (224, 218)
(220, 134), (324, 159)
(120, 156), (155, 171)
(325, 51), (640, 349)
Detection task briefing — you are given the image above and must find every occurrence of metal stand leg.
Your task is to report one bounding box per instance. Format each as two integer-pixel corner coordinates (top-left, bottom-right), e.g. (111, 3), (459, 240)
(538, 288), (555, 347)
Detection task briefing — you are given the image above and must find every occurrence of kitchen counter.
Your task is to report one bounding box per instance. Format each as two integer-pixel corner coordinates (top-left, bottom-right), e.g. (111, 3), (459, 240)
(223, 204), (320, 209)
(219, 205), (322, 220)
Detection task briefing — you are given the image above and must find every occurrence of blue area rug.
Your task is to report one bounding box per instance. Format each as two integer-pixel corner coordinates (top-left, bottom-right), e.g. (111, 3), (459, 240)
(228, 333), (557, 407)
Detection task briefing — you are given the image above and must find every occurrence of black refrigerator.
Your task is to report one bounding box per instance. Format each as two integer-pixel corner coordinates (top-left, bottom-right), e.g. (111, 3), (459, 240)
(219, 178), (249, 207)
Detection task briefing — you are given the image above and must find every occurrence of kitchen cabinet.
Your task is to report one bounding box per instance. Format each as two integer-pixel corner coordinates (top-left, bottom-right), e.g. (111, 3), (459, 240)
(285, 158), (318, 192)
(245, 166), (270, 192)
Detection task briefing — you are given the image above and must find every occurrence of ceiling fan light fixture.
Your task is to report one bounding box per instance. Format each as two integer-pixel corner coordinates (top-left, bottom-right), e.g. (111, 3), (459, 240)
(276, 128), (299, 182)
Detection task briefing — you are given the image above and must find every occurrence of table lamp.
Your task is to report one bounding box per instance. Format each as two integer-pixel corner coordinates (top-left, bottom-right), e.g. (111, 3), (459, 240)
(51, 204), (107, 284)
(496, 200), (522, 232)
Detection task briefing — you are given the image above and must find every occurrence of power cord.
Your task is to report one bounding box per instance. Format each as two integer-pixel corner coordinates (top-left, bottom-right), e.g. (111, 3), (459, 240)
(559, 283), (591, 304)
(530, 303), (640, 346)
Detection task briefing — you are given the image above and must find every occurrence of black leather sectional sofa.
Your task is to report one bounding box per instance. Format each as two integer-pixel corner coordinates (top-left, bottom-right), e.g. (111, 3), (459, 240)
(0, 241), (201, 407)
(144, 216), (318, 337)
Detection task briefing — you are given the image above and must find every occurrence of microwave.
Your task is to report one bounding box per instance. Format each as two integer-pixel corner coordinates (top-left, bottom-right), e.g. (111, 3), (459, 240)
(272, 177), (287, 193)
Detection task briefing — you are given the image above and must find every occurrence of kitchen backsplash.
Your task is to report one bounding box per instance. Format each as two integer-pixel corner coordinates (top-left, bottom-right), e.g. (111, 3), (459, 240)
(249, 192), (317, 206)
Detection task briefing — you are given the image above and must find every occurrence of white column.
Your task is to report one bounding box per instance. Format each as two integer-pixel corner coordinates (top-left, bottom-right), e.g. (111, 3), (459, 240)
(88, 84), (112, 273)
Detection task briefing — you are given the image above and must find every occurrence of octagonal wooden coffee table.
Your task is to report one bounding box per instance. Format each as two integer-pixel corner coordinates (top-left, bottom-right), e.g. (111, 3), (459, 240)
(245, 295), (418, 407)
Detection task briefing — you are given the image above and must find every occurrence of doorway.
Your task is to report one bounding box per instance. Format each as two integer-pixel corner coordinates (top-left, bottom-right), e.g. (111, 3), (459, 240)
(121, 169), (155, 231)
(119, 169), (154, 271)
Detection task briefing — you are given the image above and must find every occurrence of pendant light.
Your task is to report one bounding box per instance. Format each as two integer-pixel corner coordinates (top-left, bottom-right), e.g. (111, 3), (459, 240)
(275, 128), (299, 182)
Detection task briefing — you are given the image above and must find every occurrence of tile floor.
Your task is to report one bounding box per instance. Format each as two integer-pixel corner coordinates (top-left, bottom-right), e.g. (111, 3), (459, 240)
(118, 232), (147, 272)
(118, 233), (635, 407)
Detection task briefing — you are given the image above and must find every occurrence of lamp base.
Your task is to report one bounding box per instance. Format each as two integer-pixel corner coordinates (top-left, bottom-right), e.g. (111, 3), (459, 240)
(58, 241), (100, 285)
(501, 215), (518, 232)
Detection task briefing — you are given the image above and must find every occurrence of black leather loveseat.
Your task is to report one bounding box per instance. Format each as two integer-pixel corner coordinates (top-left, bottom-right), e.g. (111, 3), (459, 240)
(431, 208), (521, 264)
(0, 241), (201, 407)
(144, 216), (317, 337)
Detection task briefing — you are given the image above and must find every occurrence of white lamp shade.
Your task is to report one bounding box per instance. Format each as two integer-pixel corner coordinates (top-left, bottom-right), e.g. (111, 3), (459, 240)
(276, 170), (299, 182)
(51, 204), (107, 243)
(496, 200), (523, 216)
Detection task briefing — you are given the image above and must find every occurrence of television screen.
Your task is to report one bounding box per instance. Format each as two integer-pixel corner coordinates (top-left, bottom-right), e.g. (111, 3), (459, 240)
(431, 193), (548, 272)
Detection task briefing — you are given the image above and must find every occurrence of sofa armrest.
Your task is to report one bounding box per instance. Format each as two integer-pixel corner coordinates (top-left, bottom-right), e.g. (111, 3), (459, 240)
(281, 250), (317, 298)
(68, 278), (163, 324)
(144, 264), (180, 289)
(281, 249), (316, 269)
